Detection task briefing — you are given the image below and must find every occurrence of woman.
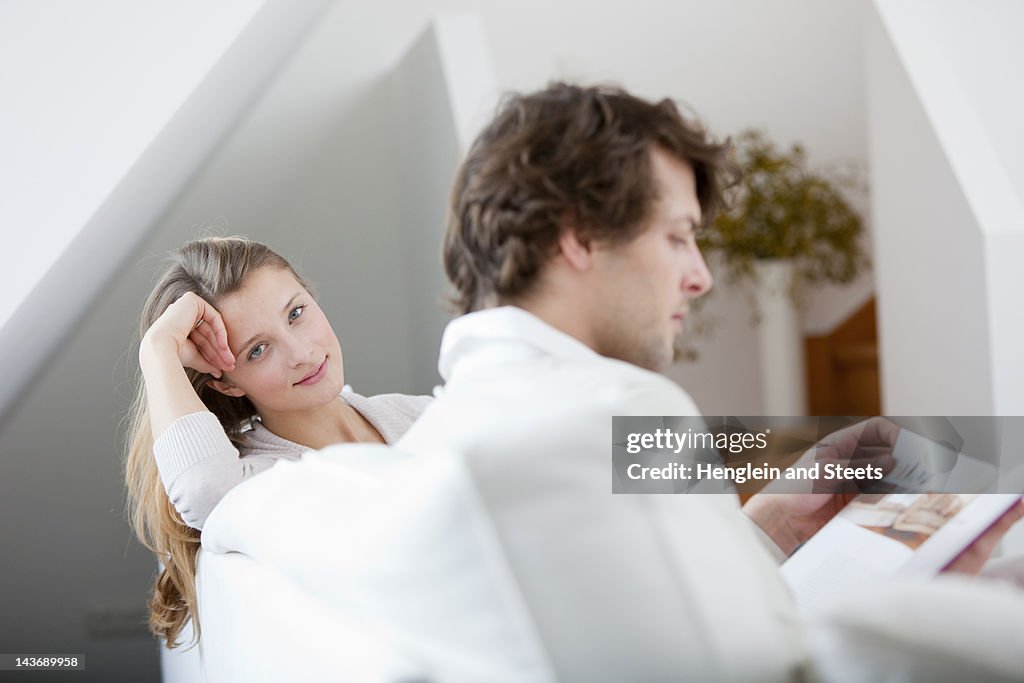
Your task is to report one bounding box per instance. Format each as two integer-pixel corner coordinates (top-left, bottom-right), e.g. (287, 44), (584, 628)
(124, 236), (430, 649)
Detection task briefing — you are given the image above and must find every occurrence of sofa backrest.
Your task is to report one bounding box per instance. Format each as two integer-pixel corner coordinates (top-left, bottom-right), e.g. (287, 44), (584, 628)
(198, 444), (554, 682)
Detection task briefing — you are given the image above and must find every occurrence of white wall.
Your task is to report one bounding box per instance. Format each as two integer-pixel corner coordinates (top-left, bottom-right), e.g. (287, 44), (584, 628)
(391, 16), (500, 391)
(0, 0), (331, 426)
(867, 0), (1024, 415)
(0, 1), (330, 679)
(866, 10), (994, 414)
(867, 0), (1024, 553)
(942, 1), (1024, 206)
(0, 0), (263, 331)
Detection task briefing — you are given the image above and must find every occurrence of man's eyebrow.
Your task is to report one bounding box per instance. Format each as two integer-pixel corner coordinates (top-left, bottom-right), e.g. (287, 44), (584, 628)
(670, 215), (701, 231)
(234, 292), (303, 358)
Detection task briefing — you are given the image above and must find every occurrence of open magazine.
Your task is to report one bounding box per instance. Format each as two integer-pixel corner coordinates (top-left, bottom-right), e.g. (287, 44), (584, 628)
(781, 493), (1021, 608)
(780, 428), (1021, 608)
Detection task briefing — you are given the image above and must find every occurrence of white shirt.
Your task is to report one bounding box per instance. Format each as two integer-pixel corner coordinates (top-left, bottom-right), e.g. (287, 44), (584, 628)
(398, 307), (809, 682)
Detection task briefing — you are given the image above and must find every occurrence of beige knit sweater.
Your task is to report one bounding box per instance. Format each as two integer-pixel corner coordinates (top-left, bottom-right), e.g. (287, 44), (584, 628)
(153, 389), (432, 529)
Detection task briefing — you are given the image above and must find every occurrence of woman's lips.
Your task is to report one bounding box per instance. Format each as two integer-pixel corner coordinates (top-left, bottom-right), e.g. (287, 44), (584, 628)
(295, 359), (327, 386)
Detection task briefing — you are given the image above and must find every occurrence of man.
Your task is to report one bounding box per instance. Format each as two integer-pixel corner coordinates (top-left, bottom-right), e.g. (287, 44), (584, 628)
(396, 83), (1024, 681)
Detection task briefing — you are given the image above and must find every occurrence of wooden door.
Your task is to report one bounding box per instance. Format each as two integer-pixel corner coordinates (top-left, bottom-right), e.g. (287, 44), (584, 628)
(804, 298), (881, 416)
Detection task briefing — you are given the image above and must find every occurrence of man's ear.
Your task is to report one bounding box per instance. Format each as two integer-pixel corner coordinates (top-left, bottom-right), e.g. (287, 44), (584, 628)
(557, 213), (595, 272)
(206, 378), (246, 398)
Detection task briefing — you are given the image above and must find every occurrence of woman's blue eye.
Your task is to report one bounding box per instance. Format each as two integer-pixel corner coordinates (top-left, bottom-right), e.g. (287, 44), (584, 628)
(248, 343), (267, 360)
(289, 305), (305, 322)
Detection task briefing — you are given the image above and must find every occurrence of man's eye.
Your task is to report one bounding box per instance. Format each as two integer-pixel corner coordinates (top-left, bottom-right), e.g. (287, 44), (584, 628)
(248, 343), (267, 360)
(289, 305), (306, 322)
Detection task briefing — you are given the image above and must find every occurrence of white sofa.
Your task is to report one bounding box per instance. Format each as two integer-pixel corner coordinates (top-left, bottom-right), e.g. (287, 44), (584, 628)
(195, 444), (552, 682)
(183, 444), (1024, 682)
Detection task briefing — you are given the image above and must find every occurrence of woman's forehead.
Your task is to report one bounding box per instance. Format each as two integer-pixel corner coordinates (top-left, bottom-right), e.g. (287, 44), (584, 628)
(218, 267), (306, 329)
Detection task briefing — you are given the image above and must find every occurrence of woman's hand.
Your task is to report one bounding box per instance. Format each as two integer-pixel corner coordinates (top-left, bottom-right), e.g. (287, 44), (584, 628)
(141, 292), (235, 378)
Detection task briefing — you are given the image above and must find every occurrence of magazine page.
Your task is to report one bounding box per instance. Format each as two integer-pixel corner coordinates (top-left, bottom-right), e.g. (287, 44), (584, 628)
(781, 493), (1020, 609)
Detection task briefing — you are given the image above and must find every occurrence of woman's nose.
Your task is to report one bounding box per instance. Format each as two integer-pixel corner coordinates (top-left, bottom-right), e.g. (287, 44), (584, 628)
(286, 336), (314, 367)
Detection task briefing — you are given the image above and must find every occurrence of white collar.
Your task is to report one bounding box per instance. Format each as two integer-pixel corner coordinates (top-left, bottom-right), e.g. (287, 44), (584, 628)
(438, 306), (601, 380)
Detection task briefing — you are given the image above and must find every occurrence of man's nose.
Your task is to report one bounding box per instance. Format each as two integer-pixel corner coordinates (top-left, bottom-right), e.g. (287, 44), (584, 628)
(684, 247), (714, 297)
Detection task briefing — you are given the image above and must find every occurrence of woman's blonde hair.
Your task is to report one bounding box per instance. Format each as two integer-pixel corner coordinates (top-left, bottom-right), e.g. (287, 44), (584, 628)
(124, 236), (309, 648)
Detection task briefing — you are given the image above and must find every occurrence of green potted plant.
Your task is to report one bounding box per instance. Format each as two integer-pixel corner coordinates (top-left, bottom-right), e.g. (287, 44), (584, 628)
(698, 128), (869, 306)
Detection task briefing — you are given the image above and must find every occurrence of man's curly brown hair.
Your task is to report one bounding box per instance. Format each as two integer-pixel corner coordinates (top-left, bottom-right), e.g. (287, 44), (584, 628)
(444, 82), (735, 315)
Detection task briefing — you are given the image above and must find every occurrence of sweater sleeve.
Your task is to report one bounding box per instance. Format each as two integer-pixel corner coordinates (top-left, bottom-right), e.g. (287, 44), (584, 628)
(152, 411), (279, 530)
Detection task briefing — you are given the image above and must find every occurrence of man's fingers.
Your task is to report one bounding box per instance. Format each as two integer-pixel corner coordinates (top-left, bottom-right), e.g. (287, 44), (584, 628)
(847, 450), (896, 474)
(813, 449), (894, 472)
(980, 500), (1024, 540)
(858, 417), (902, 447)
(994, 500), (1024, 531)
(828, 418), (901, 451)
(943, 500), (1024, 575)
(946, 534), (999, 575)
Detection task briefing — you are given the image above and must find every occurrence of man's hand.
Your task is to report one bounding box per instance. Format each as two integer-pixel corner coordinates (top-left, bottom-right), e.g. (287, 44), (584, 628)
(944, 500), (1024, 575)
(743, 417), (900, 556)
